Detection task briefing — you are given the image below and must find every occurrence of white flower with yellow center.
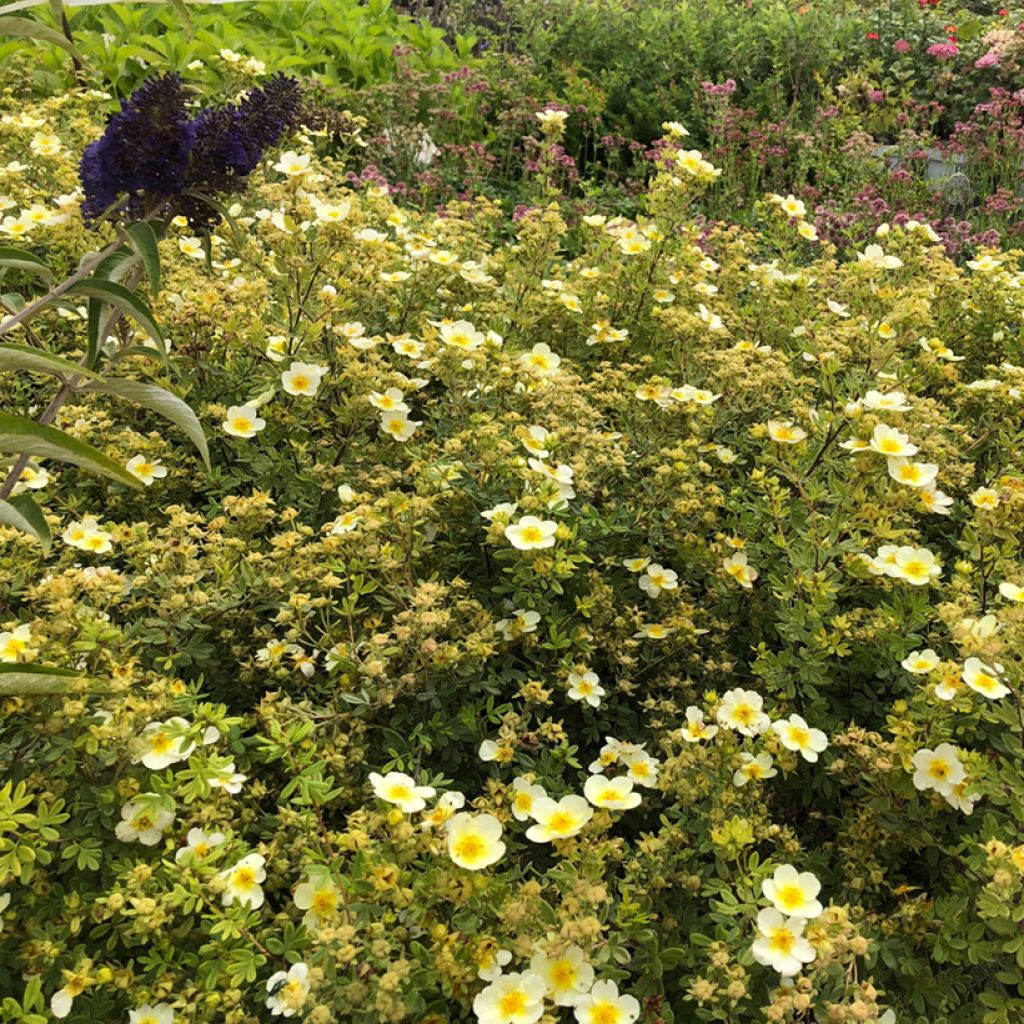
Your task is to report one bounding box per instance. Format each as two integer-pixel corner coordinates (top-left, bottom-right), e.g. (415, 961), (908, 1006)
(733, 751), (777, 786)
(273, 150), (310, 176)
(446, 812), (506, 870)
(126, 454), (167, 486)
(476, 946), (512, 981)
(767, 419), (807, 444)
(622, 751), (660, 788)
(762, 864), (823, 918)
(681, 706), (718, 742)
(509, 777), (546, 821)
(129, 1003), (174, 1024)
(518, 343), (561, 375)
(473, 971), (546, 1024)
(751, 908), (816, 976)
(0, 624), (35, 663)
(886, 457), (938, 488)
(717, 688), (770, 736)
(530, 945), (594, 1007)
(495, 609), (541, 640)
(634, 623), (674, 640)
(12, 460), (48, 494)
(622, 557), (651, 572)
(583, 774), (641, 811)
(114, 795), (175, 846)
(313, 198), (351, 224)
(639, 563), (678, 597)
(525, 795), (593, 842)
(857, 243), (903, 270)
(772, 714), (828, 763)
(970, 486), (1000, 509)
(421, 790), (466, 830)
(379, 411), (420, 442)
(174, 827), (224, 865)
(505, 515), (557, 551)
(61, 516), (113, 554)
(281, 361), (325, 398)
(574, 979), (640, 1024)
(220, 853), (267, 908)
(265, 962), (310, 1016)
(869, 424), (918, 457)
(797, 220), (818, 241)
(439, 319), (485, 351)
(912, 744), (965, 796)
(369, 387), (409, 413)
(864, 389), (911, 412)
(132, 717), (195, 769)
(567, 670), (605, 707)
(892, 546), (941, 586)
(962, 657), (1009, 699)
(723, 551), (758, 589)
(901, 649), (939, 674)
(369, 770), (435, 813)
(293, 871), (340, 927)
(999, 581), (1024, 603)
(178, 236), (205, 259)
(920, 487), (954, 515)
(222, 404), (266, 438)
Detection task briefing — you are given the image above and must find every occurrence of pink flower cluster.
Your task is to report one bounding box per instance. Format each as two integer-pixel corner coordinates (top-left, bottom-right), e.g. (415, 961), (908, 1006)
(927, 41), (960, 59)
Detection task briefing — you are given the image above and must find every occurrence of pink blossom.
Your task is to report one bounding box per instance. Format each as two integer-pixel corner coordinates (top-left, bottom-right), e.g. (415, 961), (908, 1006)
(975, 51), (1001, 69)
(927, 41), (960, 59)
(893, 39), (912, 53)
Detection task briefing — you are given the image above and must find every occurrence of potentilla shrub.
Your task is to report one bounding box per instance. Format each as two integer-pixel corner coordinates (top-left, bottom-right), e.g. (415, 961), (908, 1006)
(2, 95), (1024, 1024)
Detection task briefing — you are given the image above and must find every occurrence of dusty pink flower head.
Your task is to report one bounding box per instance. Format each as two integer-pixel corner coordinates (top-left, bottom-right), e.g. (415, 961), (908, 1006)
(893, 38), (912, 53)
(927, 41), (960, 58)
(975, 51), (1001, 68)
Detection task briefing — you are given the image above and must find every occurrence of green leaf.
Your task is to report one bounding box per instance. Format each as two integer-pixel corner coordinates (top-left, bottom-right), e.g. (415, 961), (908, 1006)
(69, 278), (165, 368)
(166, 0), (193, 37)
(124, 222), (162, 295)
(0, 493), (51, 552)
(0, 246), (53, 285)
(81, 378), (210, 470)
(0, 15), (86, 64)
(0, 664), (85, 696)
(0, 343), (98, 381)
(0, 412), (142, 489)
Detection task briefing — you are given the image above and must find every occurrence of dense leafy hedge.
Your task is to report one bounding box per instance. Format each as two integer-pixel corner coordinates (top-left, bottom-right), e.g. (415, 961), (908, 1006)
(1, 88), (1024, 1024)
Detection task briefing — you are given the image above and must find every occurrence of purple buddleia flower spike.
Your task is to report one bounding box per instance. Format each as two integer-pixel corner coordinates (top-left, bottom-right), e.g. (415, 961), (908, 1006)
(79, 74), (195, 224)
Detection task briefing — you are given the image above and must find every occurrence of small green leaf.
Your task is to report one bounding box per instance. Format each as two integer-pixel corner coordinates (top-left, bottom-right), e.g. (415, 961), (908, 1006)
(0, 16), (86, 64)
(81, 377), (211, 470)
(0, 493), (51, 552)
(0, 663), (85, 696)
(0, 343), (98, 381)
(0, 246), (53, 285)
(0, 412), (142, 489)
(124, 222), (163, 295)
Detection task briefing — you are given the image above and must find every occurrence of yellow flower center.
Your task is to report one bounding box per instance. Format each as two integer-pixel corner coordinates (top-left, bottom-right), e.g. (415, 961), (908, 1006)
(520, 526), (543, 544)
(312, 890), (337, 914)
(497, 990), (527, 1016)
(769, 927), (795, 954)
(777, 885), (805, 911)
(453, 833), (486, 864)
(591, 1003), (622, 1024)
(387, 784), (412, 802)
(551, 961), (576, 988)
(234, 867), (257, 888)
(547, 811), (575, 834)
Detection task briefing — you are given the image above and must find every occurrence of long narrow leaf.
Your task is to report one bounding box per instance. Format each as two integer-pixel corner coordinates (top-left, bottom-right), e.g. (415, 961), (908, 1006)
(124, 223), (162, 295)
(0, 412), (142, 488)
(0, 15), (86, 64)
(0, 663), (86, 696)
(0, 493), (50, 551)
(69, 278), (165, 355)
(81, 378), (210, 470)
(0, 246), (52, 284)
(0, 343), (98, 380)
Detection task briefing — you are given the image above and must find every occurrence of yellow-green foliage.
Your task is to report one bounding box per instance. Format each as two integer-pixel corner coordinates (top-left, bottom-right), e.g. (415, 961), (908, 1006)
(2, 91), (1024, 1024)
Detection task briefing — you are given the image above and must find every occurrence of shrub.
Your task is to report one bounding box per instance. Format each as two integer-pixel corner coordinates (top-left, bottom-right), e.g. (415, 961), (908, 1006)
(2, 86), (1024, 1024)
